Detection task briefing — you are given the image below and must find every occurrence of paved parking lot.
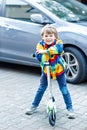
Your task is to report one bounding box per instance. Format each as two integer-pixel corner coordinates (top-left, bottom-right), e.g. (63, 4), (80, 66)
(0, 62), (87, 130)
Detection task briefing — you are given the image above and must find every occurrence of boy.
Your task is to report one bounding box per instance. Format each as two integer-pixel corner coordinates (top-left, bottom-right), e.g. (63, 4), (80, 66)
(26, 24), (75, 119)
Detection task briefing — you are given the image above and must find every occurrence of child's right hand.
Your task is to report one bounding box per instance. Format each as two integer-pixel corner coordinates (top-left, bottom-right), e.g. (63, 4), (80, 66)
(36, 49), (47, 54)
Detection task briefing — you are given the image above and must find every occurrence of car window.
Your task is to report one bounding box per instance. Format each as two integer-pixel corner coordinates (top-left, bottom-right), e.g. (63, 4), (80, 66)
(0, 0), (3, 15)
(38, 0), (87, 22)
(5, 0), (41, 22)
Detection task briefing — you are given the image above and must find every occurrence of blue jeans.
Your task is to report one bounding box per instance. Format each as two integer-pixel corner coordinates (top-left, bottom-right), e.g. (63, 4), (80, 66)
(32, 72), (73, 110)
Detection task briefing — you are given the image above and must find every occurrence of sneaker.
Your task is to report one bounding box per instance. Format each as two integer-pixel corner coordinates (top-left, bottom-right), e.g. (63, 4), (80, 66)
(25, 105), (37, 115)
(67, 109), (75, 119)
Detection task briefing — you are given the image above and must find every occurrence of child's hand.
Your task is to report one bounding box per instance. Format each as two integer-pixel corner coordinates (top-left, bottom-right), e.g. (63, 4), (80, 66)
(36, 49), (47, 54)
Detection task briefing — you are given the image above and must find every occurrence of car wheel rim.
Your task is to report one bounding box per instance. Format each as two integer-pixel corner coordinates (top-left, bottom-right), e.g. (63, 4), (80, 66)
(63, 52), (79, 80)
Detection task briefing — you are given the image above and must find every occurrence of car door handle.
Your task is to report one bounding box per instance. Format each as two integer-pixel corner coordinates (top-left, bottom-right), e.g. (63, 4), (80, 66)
(5, 24), (14, 30)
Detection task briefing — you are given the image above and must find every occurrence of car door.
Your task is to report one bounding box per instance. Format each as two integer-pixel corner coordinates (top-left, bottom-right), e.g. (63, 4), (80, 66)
(0, 0), (43, 65)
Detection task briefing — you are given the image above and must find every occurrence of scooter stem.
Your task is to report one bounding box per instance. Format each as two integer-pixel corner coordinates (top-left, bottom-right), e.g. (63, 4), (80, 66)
(44, 61), (53, 98)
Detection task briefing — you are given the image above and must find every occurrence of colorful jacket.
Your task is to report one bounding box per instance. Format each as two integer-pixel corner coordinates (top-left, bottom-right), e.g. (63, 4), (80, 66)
(36, 39), (66, 79)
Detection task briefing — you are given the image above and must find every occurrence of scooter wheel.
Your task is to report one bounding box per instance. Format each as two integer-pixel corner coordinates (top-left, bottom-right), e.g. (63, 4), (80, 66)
(49, 109), (56, 126)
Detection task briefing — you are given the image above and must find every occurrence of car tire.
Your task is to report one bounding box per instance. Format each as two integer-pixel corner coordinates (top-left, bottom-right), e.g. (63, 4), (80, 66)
(64, 47), (87, 84)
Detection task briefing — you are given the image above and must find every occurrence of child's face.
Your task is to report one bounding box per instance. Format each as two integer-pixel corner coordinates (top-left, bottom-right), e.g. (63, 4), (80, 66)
(42, 33), (56, 45)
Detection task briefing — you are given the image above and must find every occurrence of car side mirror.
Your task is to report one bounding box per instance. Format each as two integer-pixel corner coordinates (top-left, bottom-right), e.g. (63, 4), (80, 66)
(30, 14), (52, 24)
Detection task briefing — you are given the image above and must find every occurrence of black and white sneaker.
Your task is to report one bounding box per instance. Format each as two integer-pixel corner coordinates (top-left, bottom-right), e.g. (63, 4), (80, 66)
(25, 106), (37, 115)
(67, 109), (75, 119)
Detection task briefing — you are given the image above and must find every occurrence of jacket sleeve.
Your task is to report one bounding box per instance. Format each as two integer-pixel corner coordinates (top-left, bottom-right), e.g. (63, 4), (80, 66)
(36, 42), (49, 62)
(48, 40), (64, 55)
(35, 43), (43, 62)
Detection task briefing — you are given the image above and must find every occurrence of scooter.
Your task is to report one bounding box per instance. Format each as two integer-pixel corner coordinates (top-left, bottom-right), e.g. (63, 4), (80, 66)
(44, 62), (56, 126)
(33, 54), (56, 126)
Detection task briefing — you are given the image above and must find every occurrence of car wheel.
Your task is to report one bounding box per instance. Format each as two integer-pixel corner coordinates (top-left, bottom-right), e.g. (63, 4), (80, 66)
(64, 47), (87, 84)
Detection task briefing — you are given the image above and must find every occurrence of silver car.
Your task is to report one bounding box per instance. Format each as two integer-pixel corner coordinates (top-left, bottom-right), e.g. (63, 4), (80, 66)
(0, 0), (87, 84)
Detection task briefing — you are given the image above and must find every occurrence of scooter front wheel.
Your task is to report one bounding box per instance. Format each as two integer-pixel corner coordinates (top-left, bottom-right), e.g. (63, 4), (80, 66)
(49, 109), (56, 126)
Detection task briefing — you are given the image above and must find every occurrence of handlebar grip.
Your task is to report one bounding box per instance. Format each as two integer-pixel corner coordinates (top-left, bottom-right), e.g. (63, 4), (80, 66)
(32, 53), (36, 57)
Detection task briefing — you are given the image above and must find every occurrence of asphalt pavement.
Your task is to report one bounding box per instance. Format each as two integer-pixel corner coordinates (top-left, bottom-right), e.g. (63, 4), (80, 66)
(0, 63), (87, 130)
